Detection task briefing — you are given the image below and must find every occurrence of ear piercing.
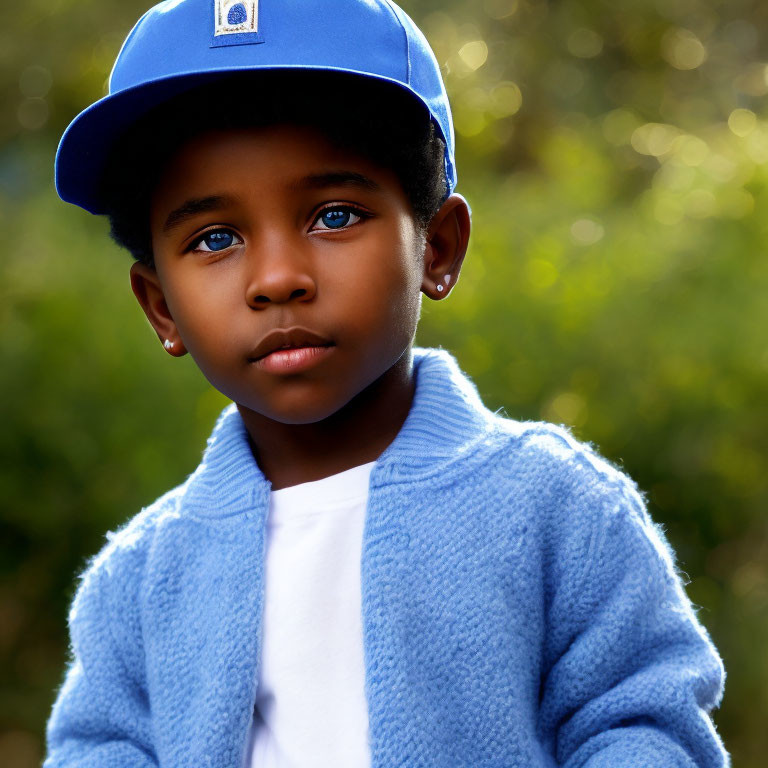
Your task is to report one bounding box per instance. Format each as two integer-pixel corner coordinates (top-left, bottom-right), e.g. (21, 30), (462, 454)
(436, 274), (451, 293)
(163, 339), (175, 350)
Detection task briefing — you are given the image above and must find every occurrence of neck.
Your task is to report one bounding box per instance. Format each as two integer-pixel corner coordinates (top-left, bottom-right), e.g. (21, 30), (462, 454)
(237, 349), (415, 490)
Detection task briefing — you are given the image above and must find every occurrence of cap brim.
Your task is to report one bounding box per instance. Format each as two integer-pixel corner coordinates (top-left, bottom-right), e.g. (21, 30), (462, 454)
(55, 65), (447, 215)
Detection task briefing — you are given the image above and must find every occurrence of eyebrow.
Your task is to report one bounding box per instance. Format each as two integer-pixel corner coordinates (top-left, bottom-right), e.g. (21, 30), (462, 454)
(289, 171), (381, 193)
(162, 195), (235, 233)
(161, 172), (381, 233)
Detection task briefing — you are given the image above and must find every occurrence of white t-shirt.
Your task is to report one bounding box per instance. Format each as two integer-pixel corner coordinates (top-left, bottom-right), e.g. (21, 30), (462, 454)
(244, 461), (376, 768)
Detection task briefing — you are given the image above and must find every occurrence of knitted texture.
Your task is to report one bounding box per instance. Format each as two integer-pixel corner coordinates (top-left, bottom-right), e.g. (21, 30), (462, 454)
(44, 347), (729, 767)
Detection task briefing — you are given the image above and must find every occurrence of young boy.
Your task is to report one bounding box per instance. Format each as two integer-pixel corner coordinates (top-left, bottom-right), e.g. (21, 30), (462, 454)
(45, 1), (730, 766)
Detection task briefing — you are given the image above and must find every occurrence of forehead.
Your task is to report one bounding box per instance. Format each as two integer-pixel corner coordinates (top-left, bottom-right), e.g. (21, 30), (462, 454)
(153, 123), (404, 203)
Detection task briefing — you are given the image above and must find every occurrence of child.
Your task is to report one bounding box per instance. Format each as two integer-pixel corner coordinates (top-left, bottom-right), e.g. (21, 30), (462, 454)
(45, 1), (730, 766)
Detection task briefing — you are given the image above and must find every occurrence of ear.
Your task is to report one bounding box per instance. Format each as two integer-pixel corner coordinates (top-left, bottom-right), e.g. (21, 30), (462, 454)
(129, 261), (187, 357)
(421, 193), (471, 300)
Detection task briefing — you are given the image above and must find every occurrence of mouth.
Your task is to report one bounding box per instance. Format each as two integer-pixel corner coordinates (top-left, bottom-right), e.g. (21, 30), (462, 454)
(252, 344), (335, 374)
(247, 326), (335, 364)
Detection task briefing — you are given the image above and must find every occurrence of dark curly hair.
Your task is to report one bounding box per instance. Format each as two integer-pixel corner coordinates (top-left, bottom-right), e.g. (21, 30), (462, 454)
(99, 70), (450, 266)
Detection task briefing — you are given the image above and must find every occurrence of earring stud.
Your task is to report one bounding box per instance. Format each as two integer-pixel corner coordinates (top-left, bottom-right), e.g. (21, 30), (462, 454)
(163, 339), (174, 350)
(437, 284), (444, 292)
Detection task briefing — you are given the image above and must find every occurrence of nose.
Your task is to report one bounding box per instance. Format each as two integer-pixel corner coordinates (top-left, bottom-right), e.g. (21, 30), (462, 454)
(244, 238), (317, 308)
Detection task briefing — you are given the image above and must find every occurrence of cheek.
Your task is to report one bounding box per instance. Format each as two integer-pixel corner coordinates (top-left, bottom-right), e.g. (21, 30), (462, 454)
(163, 272), (239, 352)
(362, 246), (423, 339)
(390, 229), (425, 321)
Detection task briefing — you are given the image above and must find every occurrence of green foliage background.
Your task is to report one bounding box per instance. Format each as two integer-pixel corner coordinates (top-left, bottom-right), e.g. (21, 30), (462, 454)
(2, 0), (767, 764)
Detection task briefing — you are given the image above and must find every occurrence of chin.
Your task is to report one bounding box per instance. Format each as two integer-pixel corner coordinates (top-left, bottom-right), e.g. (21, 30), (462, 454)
(239, 392), (355, 426)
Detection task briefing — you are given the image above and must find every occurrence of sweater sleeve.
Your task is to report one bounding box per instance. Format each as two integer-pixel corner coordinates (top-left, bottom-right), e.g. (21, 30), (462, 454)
(44, 557), (157, 768)
(538, 473), (729, 768)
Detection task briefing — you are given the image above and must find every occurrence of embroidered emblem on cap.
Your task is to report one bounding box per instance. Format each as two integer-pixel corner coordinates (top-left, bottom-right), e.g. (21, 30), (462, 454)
(211, 0), (263, 47)
(215, 0), (257, 34)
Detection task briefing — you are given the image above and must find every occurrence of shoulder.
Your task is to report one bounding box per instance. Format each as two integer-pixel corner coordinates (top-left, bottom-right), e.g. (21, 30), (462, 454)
(59, 483), (192, 687)
(71, 481), (189, 613)
(74, 405), (243, 592)
(486, 413), (634, 487)
(482, 415), (681, 601)
(481, 413), (649, 530)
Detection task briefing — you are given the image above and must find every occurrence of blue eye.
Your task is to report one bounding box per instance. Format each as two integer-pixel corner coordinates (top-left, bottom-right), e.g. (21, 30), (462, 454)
(193, 229), (241, 253)
(314, 207), (363, 231)
(321, 210), (350, 228)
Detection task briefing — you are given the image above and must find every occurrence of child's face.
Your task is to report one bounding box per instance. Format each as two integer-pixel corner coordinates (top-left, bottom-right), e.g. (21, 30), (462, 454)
(135, 123), (431, 425)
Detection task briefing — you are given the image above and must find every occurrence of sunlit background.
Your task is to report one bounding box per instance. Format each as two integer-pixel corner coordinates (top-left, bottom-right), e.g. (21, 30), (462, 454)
(2, 0), (767, 765)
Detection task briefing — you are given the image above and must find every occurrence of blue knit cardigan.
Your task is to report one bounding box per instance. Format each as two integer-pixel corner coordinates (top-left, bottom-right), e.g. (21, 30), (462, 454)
(44, 347), (729, 767)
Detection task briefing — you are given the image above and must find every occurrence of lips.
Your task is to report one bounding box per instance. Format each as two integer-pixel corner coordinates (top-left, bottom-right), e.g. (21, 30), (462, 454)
(248, 326), (334, 362)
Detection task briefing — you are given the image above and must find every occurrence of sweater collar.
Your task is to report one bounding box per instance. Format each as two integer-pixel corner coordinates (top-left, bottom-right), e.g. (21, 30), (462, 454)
(181, 347), (494, 518)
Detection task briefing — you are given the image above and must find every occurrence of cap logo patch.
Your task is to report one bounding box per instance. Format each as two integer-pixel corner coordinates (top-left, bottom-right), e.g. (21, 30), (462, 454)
(211, 0), (264, 47)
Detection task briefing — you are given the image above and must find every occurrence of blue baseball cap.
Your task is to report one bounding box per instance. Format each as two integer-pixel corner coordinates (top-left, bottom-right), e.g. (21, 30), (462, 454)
(54, 0), (456, 215)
